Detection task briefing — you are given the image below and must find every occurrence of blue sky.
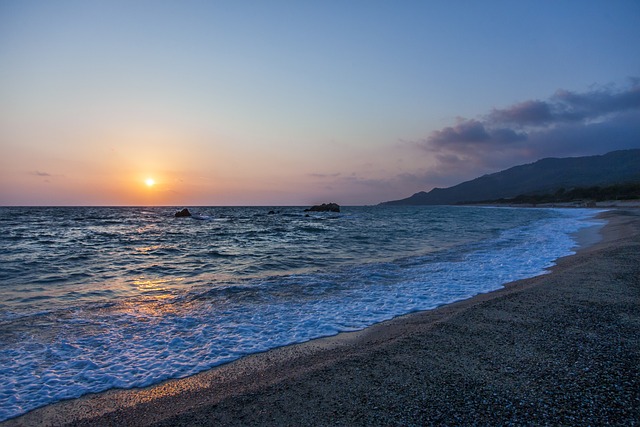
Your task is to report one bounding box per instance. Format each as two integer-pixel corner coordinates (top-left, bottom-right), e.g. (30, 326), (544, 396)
(1, 1), (639, 205)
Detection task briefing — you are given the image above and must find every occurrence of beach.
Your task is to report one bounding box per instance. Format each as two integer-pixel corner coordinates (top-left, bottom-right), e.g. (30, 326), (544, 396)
(4, 209), (639, 426)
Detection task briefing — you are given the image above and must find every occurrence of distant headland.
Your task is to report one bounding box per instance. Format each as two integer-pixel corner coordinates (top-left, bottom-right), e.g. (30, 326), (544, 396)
(381, 149), (640, 206)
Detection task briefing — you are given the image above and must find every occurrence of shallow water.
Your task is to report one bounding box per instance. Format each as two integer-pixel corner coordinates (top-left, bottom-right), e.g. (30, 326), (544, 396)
(0, 205), (604, 421)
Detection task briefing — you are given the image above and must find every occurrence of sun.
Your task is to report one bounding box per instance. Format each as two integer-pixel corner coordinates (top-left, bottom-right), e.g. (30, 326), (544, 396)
(145, 178), (156, 187)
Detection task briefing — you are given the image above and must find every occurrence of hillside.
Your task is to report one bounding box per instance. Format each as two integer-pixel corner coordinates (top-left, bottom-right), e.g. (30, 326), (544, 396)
(382, 149), (640, 205)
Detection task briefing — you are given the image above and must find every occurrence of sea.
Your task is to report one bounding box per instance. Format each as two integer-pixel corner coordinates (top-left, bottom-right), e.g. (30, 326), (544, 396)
(0, 205), (605, 421)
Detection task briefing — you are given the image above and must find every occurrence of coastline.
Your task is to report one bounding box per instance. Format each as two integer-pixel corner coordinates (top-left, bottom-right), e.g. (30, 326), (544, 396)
(4, 209), (639, 426)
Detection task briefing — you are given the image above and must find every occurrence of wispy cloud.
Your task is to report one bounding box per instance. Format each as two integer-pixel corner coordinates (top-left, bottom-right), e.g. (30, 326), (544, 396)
(30, 171), (65, 184)
(308, 172), (341, 178)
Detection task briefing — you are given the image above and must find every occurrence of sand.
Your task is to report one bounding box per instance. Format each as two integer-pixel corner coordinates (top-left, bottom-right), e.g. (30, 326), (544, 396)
(4, 209), (639, 426)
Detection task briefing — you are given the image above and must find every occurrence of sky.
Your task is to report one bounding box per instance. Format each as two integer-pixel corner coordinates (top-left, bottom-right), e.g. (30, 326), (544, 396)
(1, 1), (639, 206)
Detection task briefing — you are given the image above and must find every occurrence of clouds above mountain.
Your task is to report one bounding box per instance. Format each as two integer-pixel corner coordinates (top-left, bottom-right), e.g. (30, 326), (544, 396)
(329, 80), (640, 204)
(490, 82), (640, 126)
(419, 79), (640, 173)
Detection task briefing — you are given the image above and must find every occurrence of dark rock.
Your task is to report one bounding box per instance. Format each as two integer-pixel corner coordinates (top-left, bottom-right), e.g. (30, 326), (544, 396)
(268, 210), (276, 215)
(174, 208), (192, 217)
(304, 203), (340, 213)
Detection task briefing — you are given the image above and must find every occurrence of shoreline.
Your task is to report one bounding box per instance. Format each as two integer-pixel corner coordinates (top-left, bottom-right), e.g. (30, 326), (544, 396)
(4, 209), (639, 426)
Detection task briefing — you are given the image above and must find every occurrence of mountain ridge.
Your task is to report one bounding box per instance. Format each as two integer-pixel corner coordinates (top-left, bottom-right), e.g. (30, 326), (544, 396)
(381, 149), (640, 205)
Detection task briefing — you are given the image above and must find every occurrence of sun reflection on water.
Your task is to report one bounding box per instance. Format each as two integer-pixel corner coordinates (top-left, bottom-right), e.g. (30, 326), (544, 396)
(111, 277), (186, 317)
(131, 277), (186, 299)
(134, 245), (161, 253)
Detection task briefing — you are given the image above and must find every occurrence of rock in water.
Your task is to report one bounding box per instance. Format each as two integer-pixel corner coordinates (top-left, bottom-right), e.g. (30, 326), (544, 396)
(175, 208), (192, 217)
(304, 203), (340, 213)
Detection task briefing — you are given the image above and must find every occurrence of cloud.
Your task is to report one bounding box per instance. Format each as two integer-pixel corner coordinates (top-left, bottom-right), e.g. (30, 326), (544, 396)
(29, 171), (65, 184)
(524, 110), (640, 158)
(491, 128), (528, 143)
(308, 172), (341, 178)
(429, 119), (490, 145)
(489, 82), (640, 127)
(417, 79), (640, 178)
(489, 100), (554, 126)
(552, 85), (640, 120)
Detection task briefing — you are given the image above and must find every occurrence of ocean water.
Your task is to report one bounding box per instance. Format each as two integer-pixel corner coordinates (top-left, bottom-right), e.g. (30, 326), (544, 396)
(0, 205), (604, 421)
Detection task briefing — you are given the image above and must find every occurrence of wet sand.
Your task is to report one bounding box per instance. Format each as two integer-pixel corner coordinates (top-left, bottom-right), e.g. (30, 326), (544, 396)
(5, 210), (639, 426)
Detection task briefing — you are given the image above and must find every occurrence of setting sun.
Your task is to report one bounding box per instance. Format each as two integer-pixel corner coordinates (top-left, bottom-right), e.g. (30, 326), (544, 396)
(145, 178), (156, 187)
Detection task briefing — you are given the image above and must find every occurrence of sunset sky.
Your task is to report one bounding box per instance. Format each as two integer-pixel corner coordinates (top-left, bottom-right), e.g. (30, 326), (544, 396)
(1, 1), (639, 206)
